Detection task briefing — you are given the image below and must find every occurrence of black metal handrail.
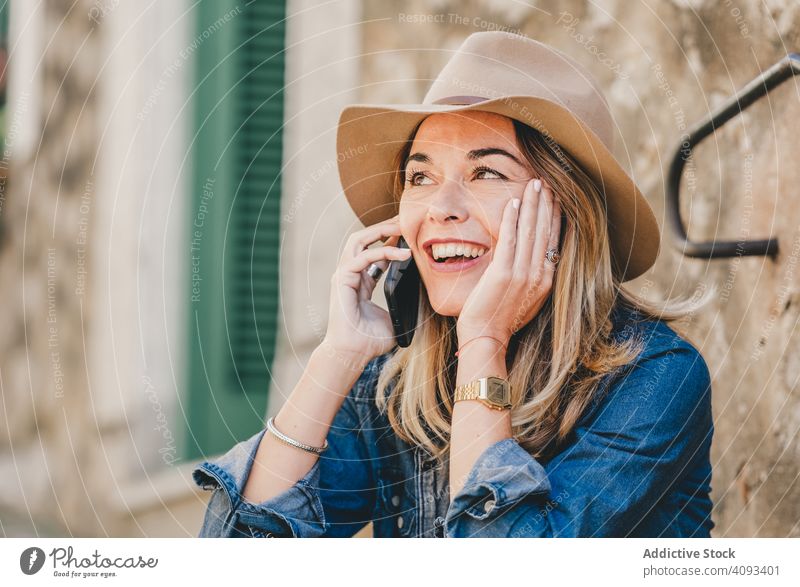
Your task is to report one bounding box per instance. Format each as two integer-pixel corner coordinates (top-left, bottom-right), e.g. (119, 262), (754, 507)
(666, 52), (800, 259)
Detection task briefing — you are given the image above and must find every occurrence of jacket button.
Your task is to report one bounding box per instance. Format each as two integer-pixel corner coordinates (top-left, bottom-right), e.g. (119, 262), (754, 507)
(434, 516), (445, 538)
(483, 499), (496, 513)
(391, 495), (400, 507)
(397, 516), (404, 529)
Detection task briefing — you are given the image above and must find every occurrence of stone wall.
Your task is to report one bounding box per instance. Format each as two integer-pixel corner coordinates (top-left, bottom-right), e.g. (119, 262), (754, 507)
(1, 0), (797, 539)
(0, 0), (367, 537)
(359, 0), (800, 536)
(0, 0), (200, 536)
(0, 0), (101, 536)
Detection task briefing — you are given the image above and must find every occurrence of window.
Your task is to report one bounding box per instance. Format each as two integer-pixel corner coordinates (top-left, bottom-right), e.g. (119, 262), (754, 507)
(184, 0), (286, 459)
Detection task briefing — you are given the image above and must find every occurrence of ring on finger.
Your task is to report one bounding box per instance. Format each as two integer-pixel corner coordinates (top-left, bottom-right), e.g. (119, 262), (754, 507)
(545, 248), (560, 265)
(366, 263), (384, 280)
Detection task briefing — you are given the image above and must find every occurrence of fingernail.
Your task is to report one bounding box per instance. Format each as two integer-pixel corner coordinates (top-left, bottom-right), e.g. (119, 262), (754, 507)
(512, 198), (520, 209)
(533, 179), (542, 192)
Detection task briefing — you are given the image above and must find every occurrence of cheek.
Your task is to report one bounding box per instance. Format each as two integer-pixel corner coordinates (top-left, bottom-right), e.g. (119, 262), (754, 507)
(476, 200), (513, 247)
(398, 202), (422, 248)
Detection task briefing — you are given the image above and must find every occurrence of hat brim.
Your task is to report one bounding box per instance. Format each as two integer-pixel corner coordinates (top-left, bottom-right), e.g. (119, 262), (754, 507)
(335, 96), (659, 282)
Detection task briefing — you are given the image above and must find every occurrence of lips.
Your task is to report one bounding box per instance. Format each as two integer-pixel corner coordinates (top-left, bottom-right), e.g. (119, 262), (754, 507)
(419, 238), (491, 274)
(421, 238), (490, 256)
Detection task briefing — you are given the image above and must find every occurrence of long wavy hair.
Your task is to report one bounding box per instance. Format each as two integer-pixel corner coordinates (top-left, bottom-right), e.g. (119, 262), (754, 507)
(375, 116), (715, 464)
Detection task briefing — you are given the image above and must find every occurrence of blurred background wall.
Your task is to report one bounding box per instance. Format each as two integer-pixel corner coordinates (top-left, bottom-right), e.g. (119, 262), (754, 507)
(0, 0), (797, 537)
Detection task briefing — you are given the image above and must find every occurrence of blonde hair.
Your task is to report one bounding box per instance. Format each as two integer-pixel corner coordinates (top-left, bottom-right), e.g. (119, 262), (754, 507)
(375, 116), (715, 464)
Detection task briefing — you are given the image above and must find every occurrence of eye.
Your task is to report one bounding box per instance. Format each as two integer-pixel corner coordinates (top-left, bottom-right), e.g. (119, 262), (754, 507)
(471, 165), (506, 180)
(405, 168), (433, 186)
(404, 166), (506, 186)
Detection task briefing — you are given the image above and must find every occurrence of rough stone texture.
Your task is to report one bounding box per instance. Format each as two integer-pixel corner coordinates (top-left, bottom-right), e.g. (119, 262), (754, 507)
(0, 0), (102, 536)
(0, 0), (797, 539)
(360, 0), (800, 536)
(0, 0), (204, 537)
(0, 0), (366, 537)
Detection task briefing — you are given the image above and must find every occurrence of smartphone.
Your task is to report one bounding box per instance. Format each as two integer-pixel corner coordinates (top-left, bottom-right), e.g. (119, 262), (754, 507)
(384, 236), (419, 348)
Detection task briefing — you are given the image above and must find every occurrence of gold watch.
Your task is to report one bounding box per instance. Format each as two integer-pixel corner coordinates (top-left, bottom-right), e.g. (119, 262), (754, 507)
(453, 376), (512, 410)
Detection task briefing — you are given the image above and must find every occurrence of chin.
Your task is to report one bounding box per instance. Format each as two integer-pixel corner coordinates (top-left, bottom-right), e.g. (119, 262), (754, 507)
(423, 274), (481, 318)
(428, 294), (465, 318)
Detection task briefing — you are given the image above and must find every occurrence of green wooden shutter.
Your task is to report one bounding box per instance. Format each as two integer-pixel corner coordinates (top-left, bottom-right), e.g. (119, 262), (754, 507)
(184, 0), (286, 460)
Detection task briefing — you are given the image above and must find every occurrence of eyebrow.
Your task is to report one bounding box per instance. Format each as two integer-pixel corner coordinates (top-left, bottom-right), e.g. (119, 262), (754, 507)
(404, 147), (526, 169)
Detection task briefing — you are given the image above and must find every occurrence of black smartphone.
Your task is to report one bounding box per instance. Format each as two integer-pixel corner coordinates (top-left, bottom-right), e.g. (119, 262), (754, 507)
(384, 236), (419, 348)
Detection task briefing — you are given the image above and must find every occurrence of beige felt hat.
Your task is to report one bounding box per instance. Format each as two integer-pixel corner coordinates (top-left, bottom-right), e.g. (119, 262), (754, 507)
(336, 31), (659, 282)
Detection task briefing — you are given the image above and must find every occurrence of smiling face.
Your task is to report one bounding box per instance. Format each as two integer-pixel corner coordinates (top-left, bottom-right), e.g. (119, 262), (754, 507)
(398, 111), (536, 317)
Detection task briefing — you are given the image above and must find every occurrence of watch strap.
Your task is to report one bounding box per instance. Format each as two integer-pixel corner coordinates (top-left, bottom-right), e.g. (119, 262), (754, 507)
(453, 379), (481, 403)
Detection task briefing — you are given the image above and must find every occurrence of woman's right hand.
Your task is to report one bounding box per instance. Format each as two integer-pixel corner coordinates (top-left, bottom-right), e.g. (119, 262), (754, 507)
(322, 214), (412, 369)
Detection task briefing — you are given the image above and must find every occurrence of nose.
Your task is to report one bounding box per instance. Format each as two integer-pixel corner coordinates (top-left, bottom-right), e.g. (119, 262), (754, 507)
(425, 177), (469, 224)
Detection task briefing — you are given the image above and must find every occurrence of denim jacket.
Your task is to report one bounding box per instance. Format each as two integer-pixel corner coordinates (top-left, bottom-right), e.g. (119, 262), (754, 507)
(192, 303), (715, 537)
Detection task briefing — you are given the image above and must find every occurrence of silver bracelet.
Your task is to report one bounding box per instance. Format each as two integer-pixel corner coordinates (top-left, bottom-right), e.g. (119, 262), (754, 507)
(266, 416), (329, 455)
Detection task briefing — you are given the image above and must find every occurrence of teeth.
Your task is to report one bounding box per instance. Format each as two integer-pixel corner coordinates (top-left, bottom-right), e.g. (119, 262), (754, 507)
(431, 243), (487, 260)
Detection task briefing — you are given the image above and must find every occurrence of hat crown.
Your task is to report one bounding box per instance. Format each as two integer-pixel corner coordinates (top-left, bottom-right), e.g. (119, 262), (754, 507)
(423, 31), (614, 149)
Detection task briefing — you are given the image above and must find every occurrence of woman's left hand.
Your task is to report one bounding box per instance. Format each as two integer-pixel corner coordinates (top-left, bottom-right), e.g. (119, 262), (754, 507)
(456, 177), (562, 346)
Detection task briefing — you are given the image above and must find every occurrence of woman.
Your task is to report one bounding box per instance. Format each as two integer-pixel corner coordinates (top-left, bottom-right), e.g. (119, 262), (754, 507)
(193, 31), (715, 538)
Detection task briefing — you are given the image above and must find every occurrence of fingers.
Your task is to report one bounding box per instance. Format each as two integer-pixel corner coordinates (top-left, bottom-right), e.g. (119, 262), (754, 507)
(342, 215), (402, 262)
(513, 178), (540, 275)
(363, 234), (403, 276)
(530, 180), (554, 277)
(358, 236), (400, 300)
(342, 244), (411, 275)
(358, 268), (372, 300)
(544, 191), (562, 272)
(493, 196), (520, 270)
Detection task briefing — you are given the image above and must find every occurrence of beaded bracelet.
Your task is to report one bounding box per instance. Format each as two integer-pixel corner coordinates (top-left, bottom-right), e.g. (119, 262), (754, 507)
(455, 335), (508, 358)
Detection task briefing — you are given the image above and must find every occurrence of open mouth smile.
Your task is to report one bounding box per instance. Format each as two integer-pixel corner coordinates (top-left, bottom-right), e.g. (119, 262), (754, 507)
(421, 239), (490, 273)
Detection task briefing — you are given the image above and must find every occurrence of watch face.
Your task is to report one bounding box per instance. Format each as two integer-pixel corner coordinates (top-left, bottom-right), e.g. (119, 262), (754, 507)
(485, 377), (510, 406)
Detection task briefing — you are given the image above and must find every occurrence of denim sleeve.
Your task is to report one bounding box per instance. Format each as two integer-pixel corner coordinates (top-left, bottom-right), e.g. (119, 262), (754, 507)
(191, 357), (382, 538)
(444, 340), (713, 537)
